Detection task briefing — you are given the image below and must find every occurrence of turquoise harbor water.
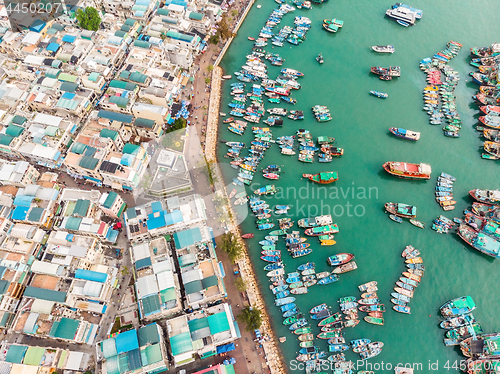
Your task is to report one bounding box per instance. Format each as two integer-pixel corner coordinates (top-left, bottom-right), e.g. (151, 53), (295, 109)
(218, 1), (500, 373)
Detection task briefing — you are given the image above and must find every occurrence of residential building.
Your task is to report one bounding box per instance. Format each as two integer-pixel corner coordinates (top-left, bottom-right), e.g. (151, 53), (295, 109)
(99, 143), (150, 191)
(166, 303), (240, 366)
(97, 323), (169, 374)
(100, 79), (139, 114)
(130, 237), (182, 320)
(98, 192), (127, 218)
(173, 225), (226, 309)
(123, 194), (207, 243)
(10, 185), (60, 230)
(0, 343), (91, 372)
(0, 161), (40, 187)
(16, 113), (76, 168)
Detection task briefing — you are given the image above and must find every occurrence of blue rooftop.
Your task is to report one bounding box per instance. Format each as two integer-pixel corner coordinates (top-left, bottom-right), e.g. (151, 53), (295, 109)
(151, 201), (162, 213)
(12, 206), (29, 221)
(115, 329), (139, 354)
(62, 35), (76, 43)
(165, 210), (183, 225)
(75, 269), (108, 283)
(46, 42), (60, 52)
(13, 196), (34, 207)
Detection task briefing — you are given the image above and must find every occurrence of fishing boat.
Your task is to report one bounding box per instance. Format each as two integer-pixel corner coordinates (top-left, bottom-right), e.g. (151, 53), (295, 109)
(351, 339), (371, 349)
(327, 253), (354, 266)
(261, 255), (280, 262)
(332, 261), (357, 274)
(410, 219), (425, 229)
(310, 303), (328, 314)
(364, 316), (384, 325)
(457, 224), (500, 258)
(385, 202), (417, 218)
(383, 161), (432, 179)
(389, 214), (403, 223)
(316, 53), (324, 64)
(440, 296), (476, 317)
(371, 66), (401, 77)
(372, 45), (395, 53)
(389, 127), (421, 141)
(298, 333), (314, 342)
(358, 298), (380, 306)
(318, 331), (342, 339)
(302, 172), (339, 184)
(328, 344), (349, 352)
(318, 274), (339, 285)
(241, 233), (254, 239)
(305, 224), (339, 236)
(370, 91), (388, 99)
(469, 189), (500, 205)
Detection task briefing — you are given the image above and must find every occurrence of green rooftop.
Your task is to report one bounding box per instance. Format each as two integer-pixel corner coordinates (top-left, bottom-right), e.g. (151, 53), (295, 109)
(5, 125), (24, 138)
(103, 192), (118, 209)
(79, 156), (99, 170)
(49, 318), (79, 340)
(100, 128), (118, 140)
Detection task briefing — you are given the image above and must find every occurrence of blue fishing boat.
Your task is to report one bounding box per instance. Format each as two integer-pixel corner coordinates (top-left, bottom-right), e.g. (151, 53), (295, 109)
(310, 303), (328, 314)
(351, 339), (371, 348)
(370, 91), (388, 99)
(276, 297), (296, 306)
(261, 255), (280, 262)
(275, 291), (290, 299)
(290, 319), (308, 330)
(311, 309), (332, 320)
(286, 277), (301, 284)
(264, 263), (283, 271)
(288, 272), (300, 278)
(393, 305), (411, 314)
(318, 274), (339, 285)
(291, 249), (313, 258)
(436, 186), (453, 192)
(389, 127), (420, 141)
(283, 308), (298, 318)
(265, 235), (279, 241)
(280, 303), (296, 312)
(328, 344), (349, 352)
(259, 240), (276, 246)
(297, 262), (315, 271)
(261, 250), (281, 256)
(272, 285), (288, 294)
(257, 223), (275, 231)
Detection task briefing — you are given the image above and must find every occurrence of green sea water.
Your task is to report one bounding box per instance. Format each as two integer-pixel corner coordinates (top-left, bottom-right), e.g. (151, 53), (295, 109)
(218, 1), (500, 372)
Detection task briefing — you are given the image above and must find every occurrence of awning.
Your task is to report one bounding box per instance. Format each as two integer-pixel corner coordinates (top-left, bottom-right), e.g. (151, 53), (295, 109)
(216, 343), (235, 354)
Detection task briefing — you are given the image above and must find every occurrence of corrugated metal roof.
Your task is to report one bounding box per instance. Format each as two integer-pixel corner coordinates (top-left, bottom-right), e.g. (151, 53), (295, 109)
(58, 73), (77, 82)
(23, 287), (67, 303)
(115, 329), (139, 354)
(138, 323), (160, 347)
(123, 143), (140, 154)
(73, 199), (90, 217)
(100, 128), (118, 141)
(57, 97), (79, 110)
(135, 117), (155, 128)
(5, 125), (24, 138)
(65, 216), (82, 230)
(108, 80), (137, 91)
(88, 72), (100, 82)
(49, 317), (79, 340)
(103, 191), (118, 208)
(184, 280), (202, 294)
(208, 311), (230, 334)
(169, 332), (193, 356)
(27, 207), (44, 222)
(71, 142), (87, 154)
(109, 96), (129, 107)
(60, 82), (78, 92)
(189, 12), (203, 20)
(79, 156), (99, 170)
(97, 110), (134, 124)
(129, 72), (148, 83)
(133, 40), (151, 49)
(156, 8), (170, 15)
(0, 135), (14, 146)
(11, 115), (27, 125)
(124, 18), (137, 26)
(75, 269), (108, 283)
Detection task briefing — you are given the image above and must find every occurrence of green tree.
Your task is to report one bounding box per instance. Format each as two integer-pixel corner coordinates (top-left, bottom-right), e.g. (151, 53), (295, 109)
(205, 77), (211, 85)
(218, 15), (233, 40)
(221, 232), (243, 263)
(235, 277), (246, 292)
(76, 7), (101, 31)
(209, 34), (220, 45)
(207, 64), (214, 73)
(166, 118), (187, 133)
(237, 306), (262, 331)
(231, 9), (238, 17)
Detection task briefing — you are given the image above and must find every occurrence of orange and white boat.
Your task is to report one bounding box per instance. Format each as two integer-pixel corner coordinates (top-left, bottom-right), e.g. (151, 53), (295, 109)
(383, 162), (431, 180)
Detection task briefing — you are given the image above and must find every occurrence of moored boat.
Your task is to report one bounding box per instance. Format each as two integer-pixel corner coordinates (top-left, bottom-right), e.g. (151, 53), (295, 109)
(383, 161), (432, 179)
